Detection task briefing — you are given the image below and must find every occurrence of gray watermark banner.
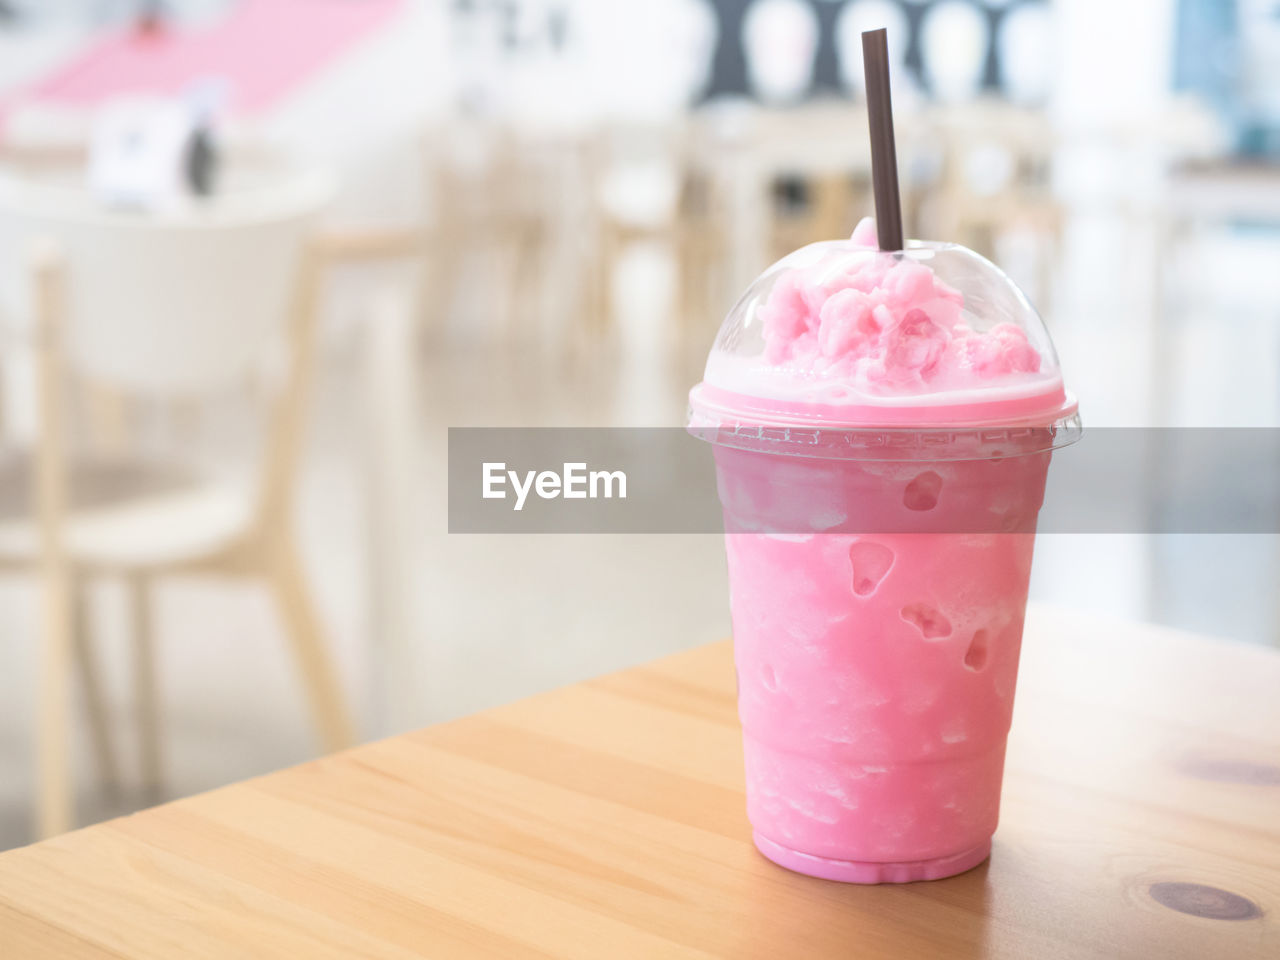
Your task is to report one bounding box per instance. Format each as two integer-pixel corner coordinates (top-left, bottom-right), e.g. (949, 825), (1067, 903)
(448, 428), (1280, 534)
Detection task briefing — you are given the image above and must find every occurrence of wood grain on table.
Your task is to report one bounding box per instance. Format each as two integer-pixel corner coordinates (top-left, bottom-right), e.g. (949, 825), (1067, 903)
(0, 605), (1277, 959)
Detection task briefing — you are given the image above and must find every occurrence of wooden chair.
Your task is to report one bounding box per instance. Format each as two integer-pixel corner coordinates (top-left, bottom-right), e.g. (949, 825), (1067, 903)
(587, 120), (727, 347)
(417, 120), (570, 345)
(0, 168), (369, 839)
(926, 101), (1063, 303)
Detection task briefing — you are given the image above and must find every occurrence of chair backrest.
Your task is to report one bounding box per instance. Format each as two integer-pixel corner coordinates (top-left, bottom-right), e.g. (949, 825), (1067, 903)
(0, 168), (333, 396)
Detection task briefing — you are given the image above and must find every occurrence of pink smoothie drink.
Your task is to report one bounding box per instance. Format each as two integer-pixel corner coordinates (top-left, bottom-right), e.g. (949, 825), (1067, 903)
(689, 218), (1078, 883)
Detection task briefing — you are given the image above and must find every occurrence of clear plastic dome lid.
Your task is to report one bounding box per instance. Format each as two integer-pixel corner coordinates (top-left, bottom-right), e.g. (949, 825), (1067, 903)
(690, 221), (1077, 437)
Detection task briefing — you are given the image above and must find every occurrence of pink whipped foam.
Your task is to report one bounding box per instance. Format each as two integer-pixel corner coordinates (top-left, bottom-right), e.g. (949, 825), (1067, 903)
(701, 220), (1059, 419)
(759, 218), (1041, 395)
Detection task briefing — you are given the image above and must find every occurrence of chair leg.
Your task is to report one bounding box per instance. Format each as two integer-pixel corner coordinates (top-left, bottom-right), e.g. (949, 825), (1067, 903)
(31, 242), (74, 838)
(36, 564), (74, 839)
(127, 572), (163, 804)
(505, 220), (543, 343)
(71, 575), (121, 800)
(590, 226), (616, 342)
(266, 537), (356, 753)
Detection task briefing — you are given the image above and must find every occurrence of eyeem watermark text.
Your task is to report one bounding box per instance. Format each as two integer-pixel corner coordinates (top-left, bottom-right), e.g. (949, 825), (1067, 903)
(482, 462), (627, 511)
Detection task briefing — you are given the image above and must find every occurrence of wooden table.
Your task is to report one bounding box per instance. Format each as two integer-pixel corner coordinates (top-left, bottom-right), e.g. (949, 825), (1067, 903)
(1, 606), (1277, 958)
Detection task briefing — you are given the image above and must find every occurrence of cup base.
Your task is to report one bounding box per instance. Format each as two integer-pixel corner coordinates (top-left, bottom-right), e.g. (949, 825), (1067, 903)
(753, 832), (991, 884)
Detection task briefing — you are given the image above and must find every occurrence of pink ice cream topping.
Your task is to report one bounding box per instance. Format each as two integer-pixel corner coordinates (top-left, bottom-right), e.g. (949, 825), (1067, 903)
(758, 220), (1041, 395)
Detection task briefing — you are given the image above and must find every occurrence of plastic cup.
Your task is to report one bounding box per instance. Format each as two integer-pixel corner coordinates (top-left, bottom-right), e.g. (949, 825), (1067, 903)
(689, 237), (1079, 882)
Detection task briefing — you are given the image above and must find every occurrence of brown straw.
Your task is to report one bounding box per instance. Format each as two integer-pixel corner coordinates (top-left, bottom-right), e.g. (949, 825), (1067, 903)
(861, 28), (904, 251)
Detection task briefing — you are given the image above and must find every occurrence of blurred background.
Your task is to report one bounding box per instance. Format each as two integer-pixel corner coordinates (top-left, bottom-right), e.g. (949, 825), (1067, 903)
(0, 0), (1277, 849)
